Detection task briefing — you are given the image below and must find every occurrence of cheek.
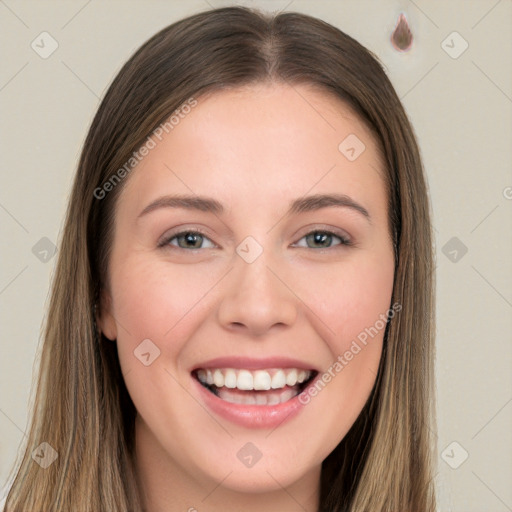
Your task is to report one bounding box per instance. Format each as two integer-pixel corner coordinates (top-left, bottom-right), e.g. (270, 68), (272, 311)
(109, 256), (224, 362)
(301, 252), (395, 351)
(293, 252), (395, 443)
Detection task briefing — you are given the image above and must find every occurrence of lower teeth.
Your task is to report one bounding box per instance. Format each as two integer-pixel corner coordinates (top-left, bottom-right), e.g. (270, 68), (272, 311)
(208, 385), (299, 405)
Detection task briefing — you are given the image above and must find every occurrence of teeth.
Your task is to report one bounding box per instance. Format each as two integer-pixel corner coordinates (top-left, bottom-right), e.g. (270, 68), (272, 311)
(196, 367), (312, 391)
(253, 370), (271, 390)
(213, 369), (224, 387)
(217, 387), (297, 405)
(271, 370), (286, 389)
(224, 369), (237, 388)
(286, 369), (298, 386)
(267, 393), (281, 406)
(255, 393), (267, 405)
(237, 370), (253, 390)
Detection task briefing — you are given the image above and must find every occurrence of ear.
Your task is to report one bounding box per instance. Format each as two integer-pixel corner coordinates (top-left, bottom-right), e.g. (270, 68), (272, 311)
(96, 289), (118, 341)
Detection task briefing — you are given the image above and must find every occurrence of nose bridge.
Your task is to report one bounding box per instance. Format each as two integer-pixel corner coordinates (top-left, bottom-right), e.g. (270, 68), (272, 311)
(236, 244), (275, 294)
(216, 237), (298, 335)
(234, 233), (279, 293)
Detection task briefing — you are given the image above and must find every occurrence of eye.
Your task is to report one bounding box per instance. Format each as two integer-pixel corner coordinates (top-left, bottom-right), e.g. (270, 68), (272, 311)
(159, 230), (216, 250)
(158, 228), (352, 251)
(293, 230), (352, 249)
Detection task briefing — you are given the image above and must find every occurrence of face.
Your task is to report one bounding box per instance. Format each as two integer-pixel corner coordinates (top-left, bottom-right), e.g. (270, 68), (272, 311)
(98, 82), (395, 503)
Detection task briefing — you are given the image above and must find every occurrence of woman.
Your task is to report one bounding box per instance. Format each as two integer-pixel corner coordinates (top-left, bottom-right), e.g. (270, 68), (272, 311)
(3, 6), (437, 512)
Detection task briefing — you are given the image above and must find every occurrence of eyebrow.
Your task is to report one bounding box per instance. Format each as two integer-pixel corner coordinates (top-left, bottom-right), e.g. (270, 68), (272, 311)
(137, 193), (370, 221)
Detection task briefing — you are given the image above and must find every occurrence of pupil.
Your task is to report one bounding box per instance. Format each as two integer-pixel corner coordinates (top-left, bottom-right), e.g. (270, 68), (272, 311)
(311, 232), (330, 248)
(182, 233), (201, 248)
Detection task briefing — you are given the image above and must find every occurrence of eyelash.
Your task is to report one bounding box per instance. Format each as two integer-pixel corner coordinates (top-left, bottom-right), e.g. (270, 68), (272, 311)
(158, 228), (353, 251)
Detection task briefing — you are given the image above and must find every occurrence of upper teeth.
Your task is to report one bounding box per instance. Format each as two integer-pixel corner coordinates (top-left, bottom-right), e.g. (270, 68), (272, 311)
(196, 368), (311, 391)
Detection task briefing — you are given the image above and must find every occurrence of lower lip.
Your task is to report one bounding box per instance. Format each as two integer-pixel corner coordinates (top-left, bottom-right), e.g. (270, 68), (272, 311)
(193, 375), (311, 429)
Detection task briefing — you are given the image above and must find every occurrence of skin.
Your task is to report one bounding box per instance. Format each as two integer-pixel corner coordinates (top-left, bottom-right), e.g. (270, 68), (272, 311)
(98, 82), (395, 512)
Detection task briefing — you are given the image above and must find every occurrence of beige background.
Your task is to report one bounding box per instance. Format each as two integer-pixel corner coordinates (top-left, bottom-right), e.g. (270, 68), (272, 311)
(1, 1), (511, 510)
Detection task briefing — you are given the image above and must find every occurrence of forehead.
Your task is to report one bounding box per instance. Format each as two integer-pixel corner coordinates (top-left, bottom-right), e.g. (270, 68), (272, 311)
(117, 82), (387, 219)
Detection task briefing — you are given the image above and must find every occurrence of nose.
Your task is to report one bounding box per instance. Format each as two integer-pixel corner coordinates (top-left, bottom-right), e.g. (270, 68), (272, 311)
(216, 249), (298, 337)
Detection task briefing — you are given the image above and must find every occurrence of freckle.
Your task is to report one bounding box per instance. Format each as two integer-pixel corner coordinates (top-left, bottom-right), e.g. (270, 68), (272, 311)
(391, 13), (413, 52)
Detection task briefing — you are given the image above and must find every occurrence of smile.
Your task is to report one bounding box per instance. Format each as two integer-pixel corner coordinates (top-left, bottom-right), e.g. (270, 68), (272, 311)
(193, 367), (317, 406)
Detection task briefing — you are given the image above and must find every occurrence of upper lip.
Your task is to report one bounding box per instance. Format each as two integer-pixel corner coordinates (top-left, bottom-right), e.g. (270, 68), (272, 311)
(190, 356), (318, 372)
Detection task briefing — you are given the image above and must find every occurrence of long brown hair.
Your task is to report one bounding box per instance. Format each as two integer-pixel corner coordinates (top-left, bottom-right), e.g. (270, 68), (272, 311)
(4, 6), (436, 511)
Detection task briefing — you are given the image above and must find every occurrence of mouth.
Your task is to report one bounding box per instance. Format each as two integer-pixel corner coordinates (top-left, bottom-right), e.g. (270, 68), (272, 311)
(192, 367), (319, 406)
